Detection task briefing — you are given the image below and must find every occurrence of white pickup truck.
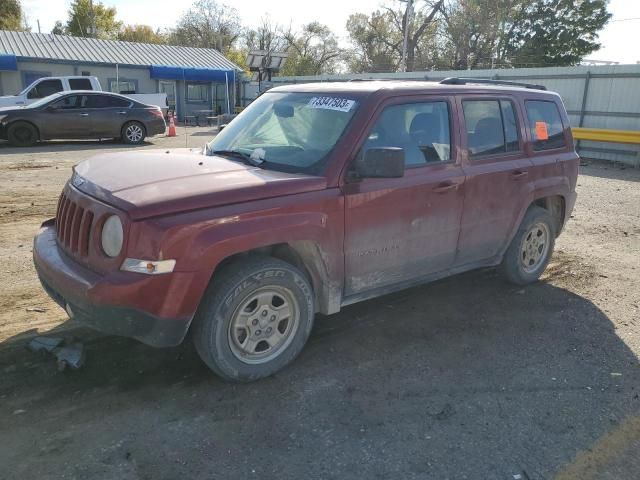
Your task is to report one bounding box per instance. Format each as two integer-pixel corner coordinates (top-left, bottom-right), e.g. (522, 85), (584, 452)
(0, 76), (168, 115)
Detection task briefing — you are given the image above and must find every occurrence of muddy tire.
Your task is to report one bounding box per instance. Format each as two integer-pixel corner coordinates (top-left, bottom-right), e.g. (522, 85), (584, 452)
(500, 206), (556, 285)
(192, 256), (315, 382)
(7, 121), (38, 147)
(121, 121), (146, 145)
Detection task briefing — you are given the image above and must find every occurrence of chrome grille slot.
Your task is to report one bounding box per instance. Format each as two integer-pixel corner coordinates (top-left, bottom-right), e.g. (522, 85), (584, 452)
(55, 190), (95, 258)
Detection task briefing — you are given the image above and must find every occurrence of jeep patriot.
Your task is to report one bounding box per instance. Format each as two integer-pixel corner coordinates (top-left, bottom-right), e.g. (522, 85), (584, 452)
(33, 78), (578, 382)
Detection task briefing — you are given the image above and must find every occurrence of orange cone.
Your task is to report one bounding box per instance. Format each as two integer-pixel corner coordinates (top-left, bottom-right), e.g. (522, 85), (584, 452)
(167, 113), (177, 137)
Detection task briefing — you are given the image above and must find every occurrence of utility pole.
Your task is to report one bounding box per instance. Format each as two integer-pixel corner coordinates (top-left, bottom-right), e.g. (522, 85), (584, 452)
(399, 0), (414, 72)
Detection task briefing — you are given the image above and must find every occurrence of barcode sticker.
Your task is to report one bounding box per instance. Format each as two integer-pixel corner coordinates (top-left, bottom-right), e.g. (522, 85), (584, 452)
(535, 121), (549, 141)
(307, 97), (355, 112)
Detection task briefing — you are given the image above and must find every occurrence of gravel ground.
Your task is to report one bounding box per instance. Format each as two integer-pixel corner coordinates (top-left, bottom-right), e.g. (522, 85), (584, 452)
(0, 133), (638, 479)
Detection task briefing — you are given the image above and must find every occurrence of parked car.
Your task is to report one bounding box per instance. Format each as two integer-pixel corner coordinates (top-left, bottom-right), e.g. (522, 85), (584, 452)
(33, 78), (578, 382)
(0, 91), (166, 146)
(0, 75), (168, 116)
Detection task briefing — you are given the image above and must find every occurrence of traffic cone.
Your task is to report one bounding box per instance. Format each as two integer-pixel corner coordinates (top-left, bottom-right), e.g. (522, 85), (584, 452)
(167, 113), (177, 137)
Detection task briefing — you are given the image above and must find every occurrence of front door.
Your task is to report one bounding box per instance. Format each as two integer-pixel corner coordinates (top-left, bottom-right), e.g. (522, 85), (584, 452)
(40, 94), (93, 139)
(159, 81), (177, 115)
(455, 96), (534, 266)
(343, 98), (465, 297)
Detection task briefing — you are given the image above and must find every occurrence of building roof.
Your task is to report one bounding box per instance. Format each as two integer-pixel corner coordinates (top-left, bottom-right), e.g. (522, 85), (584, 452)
(0, 30), (240, 71)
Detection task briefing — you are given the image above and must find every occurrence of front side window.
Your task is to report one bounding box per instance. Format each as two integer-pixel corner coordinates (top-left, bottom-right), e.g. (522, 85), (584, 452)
(526, 100), (566, 151)
(463, 99), (520, 158)
(50, 95), (80, 110)
(27, 79), (64, 99)
(362, 101), (451, 167)
(207, 92), (360, 174)
(187, 83), (209, 102)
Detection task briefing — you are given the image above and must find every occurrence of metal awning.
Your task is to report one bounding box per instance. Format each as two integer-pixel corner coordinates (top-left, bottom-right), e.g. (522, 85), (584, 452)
(150, 65), (235, 83)
(0, 54), (18, 71)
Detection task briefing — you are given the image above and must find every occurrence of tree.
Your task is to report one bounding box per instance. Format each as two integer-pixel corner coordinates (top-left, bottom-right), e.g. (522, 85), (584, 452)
(169, 0), (241, 52)
(281, 22), (342, 76)
(51, 21), (65, 35)
(118, 25), (166, 44)
(0, 0), (28, 31)
(61, 0), (121, 39)
(501, 0), (611, 67)
(345, 1), (444, 73)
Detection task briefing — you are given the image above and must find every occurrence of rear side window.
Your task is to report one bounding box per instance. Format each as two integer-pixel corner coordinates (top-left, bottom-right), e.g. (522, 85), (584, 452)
(525, 100), (566, 151)
(27, 79), (63, 99)
(107, 96), (131, 107)
(69, 78), (93, 90)
(85, 95), (130, 108)
(463, 100), (520, 158)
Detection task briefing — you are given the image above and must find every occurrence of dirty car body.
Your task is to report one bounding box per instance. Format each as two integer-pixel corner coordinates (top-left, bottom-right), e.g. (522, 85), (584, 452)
(33, 80), (579, 381)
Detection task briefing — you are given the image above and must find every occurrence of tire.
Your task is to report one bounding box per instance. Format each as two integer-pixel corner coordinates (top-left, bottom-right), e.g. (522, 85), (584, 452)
(7, 121), (38, 147)
(500, 205), (556, 285)
(192, 256), (315, 382)
(121, 121), (146, 145)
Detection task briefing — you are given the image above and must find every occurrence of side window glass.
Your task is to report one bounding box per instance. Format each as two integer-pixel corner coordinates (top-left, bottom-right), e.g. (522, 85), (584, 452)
(526, 100), (566, 151)
(50, 95), (79, 110)
(69, 78), (93, 90)
(108, 96), (131, 108)
(85, 95), (110, 108)
(27, 79), (63, 99)
(363, 101), (451, 167)
(463, 99), (522, 158)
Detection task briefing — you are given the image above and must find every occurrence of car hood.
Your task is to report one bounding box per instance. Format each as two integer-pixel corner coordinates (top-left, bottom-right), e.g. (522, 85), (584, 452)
(74, 148), (327, 220)
(0, 105), (25, 113)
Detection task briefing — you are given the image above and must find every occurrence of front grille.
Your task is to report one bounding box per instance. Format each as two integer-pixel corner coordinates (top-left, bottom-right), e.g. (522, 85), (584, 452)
(55, 191), (94, 257)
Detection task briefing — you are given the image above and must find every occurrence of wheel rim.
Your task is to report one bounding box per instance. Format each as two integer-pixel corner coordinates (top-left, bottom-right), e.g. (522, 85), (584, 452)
(228, 286), (299, 365)
(520, 222), (550, 273)
(126, 124), (143, 142)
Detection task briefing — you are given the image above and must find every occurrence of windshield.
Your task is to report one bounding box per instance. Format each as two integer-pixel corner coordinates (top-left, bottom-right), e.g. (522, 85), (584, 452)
(27, 93), (65, 109)
(207, 92), (359, 174)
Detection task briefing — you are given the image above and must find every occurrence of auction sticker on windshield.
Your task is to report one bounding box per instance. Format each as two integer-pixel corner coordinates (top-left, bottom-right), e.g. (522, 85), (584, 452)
(308, 97), (356, 112)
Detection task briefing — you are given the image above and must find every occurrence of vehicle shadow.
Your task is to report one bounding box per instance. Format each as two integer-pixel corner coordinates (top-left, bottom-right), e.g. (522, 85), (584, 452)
(0, 269), (638, 479)
(0, 138), (154, 154)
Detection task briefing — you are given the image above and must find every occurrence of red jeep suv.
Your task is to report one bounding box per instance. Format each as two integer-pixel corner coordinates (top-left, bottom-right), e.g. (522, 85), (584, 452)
(33, 78), (578, 382)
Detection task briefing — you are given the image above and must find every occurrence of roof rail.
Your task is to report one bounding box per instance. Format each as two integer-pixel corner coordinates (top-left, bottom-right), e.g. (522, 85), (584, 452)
(439, 77), (547, 91)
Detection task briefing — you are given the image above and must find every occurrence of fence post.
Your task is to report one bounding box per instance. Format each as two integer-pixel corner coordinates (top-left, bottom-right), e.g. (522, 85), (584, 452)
(576, 71), (592, 153)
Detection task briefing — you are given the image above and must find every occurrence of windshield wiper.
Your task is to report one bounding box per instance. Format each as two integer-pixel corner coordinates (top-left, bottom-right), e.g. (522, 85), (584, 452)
(210, 149), (264, 168)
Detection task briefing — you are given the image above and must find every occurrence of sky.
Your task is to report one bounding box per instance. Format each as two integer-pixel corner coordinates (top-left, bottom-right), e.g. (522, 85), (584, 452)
(19, 0), (640, 65)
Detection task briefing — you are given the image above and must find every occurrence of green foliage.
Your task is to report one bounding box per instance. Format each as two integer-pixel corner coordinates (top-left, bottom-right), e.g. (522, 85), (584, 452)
(281, 22), (342, 76)
(0, 0), (28, 31)
(63, 0), (122, 39)
(117, 25), (166, 44)
(503, 0), (612, 67)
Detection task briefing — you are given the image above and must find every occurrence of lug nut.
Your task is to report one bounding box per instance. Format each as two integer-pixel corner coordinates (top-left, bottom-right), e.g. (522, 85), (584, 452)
(252, 319), (258, 326)
(262, 310), (268, 317)
(255, 330), (262, 336)
(270, 315), (276, 322)
(266, 327), (273, 334)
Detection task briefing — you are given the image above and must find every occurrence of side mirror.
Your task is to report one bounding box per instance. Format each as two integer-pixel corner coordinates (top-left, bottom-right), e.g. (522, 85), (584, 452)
(353, 147), (405, 179)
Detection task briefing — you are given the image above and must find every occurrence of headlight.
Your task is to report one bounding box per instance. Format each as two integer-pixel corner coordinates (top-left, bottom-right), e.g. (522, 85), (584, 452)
(0, 114), (7, 124)
(101, 215), (123, 257)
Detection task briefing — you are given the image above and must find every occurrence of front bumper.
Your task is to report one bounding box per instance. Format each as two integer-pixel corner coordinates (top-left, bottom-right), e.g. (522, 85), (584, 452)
(33, 220), (193, 347)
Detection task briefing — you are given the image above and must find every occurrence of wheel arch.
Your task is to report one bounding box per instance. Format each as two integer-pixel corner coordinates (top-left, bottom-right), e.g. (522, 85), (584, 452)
(7, 119), (41, 141)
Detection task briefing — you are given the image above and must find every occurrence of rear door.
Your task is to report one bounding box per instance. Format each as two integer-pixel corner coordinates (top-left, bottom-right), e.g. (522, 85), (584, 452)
(454, 95), (533, 266)
(343, 96), (465, 297)
(85, 94), (132, 137)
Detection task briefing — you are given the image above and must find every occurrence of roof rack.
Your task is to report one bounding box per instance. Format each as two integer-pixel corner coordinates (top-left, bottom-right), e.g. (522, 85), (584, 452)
(439, 77), (547, 91)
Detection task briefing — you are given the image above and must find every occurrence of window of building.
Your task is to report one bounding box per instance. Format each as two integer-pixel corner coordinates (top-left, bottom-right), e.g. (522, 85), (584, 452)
(27, 79), (63, 99)
(187, 83), (209, 103)
(109, 79), (137, 94)
(525, 100), (567, 151)
(69, 78), (93, 90)
(361, 101), (451, 167)
(81, 71), (91, 76)
(463, 99), (521, 158)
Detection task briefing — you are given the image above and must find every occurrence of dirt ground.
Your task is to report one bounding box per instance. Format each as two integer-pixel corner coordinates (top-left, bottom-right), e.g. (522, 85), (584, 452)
(0, 131), (638, 479)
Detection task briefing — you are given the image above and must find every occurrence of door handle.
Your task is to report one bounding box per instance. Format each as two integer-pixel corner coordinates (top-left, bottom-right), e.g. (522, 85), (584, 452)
(79, 113), (89, 117)
(511, 170), (529, 180)
(117, 111), (127, 115)
(433, 181), (460, 194)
